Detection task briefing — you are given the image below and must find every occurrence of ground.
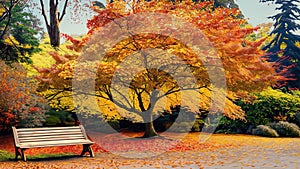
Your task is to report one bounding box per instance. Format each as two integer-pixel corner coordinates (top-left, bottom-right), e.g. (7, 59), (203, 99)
(0, 132), (299, 168)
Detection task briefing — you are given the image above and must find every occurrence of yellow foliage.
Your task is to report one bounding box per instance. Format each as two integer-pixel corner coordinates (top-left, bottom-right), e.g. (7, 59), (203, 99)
(24, 37), (79, 77)
(3, 36), (20, 46)
(0, 8), (5, 15)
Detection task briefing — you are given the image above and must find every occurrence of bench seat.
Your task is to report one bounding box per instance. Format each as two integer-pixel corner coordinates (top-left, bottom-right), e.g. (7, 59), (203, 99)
(17, 139), (94, 148)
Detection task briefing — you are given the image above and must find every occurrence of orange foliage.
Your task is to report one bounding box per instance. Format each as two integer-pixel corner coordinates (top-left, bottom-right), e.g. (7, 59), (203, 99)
(36, 0), (283, 121)
(0, 61), (46, 132)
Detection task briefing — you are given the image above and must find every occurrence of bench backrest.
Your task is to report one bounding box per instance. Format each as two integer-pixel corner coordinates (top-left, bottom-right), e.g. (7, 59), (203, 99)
(12, 125), (89, 146)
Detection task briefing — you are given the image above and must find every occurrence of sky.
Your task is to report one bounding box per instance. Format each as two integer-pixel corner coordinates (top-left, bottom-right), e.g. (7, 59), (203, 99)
(34, 0), (293, 35)
(236, 0), (278, 26)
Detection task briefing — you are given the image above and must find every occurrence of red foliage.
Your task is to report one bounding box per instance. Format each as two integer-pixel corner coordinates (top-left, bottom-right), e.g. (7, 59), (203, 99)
(0, 61), (46, 133)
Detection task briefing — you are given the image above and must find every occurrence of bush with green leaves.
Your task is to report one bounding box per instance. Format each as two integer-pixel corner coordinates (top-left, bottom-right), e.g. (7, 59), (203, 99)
(216, 88), (300, 134)
(44, 109), (76, 126)
(45, 116), (61, 126)
(215, 116), (246, 134)
(268, 121), (300, 137)
(247, 88), (300, 125)
(252, 125), (279, 137)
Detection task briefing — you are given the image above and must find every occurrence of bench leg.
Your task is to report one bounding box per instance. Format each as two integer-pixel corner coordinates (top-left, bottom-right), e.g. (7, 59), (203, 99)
(21, 149), (27, 162)
(15, 147), (21, 160)
(81, 144), (94, 157)
(15, 148), (27, 161)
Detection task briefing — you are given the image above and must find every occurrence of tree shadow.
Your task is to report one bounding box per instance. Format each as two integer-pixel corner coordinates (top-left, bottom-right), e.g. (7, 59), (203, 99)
(124, 134), (173, 141)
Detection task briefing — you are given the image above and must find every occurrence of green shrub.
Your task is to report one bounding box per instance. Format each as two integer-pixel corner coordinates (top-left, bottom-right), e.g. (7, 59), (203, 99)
(268, 121), (300, 137)
(216, 88), (300, 134)
(215, 116), (246, 134)
(107, 119), (120, 130)
(44, 116), (61, 126)
(191, 119), (205, 132)
(252, 125), (279, 137)
(250, 89), (300, 124)
(44, 109), (76, 126)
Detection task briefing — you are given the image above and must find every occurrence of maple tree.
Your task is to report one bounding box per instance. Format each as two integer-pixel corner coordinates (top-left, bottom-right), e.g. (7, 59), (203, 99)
(0, 60), (47, 134)
(36, 0), (282, 137)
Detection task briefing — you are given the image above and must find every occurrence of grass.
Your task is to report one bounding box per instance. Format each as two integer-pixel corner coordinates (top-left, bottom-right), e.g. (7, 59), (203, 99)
(0, 150), (76, 162)
(0, 150), (14, 161)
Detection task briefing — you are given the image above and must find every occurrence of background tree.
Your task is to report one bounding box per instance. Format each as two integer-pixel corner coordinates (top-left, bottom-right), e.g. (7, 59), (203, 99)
(261, 0), (300, 89)
(38, 0), (68, 47)
(0, 0), (20, 39)
(36, 0), (282, 137)
(0, 1), (41, 63)
(35, 0), (93, 47)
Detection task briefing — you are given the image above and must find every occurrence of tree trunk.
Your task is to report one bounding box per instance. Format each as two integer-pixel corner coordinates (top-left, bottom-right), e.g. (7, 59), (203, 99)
(138, 89), (160, 138)
(142, 111), (158, 138)
(49, 0), (60, 47)
(49, 24), (60, 47)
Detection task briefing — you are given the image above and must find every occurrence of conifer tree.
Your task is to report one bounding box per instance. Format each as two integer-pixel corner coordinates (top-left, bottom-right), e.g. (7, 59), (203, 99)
(261, 0), (300, 89)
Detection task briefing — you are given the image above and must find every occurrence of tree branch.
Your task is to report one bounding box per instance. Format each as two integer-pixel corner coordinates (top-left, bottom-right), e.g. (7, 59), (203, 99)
(0, 0), (20, 40)
(59, 0), (68, 22)
(39, 0), (50, 29)
(55, 0), (59, 8)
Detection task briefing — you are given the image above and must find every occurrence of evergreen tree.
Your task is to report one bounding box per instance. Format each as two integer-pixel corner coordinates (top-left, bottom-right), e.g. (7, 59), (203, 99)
(0, 2), (41, 64)
(262, 0), (300, 89)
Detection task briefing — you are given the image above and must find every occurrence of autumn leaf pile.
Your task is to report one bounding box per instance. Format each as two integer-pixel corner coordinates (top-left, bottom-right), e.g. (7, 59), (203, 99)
(1, 133), (299, 168)
(0, 132), (237, 156)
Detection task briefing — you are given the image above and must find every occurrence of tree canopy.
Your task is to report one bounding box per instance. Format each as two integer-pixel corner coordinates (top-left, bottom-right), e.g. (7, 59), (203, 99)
(36, 0), (282, 137)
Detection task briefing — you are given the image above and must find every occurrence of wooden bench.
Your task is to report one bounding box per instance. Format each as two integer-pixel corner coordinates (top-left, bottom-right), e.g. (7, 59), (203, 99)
(12, 125), (94, 161)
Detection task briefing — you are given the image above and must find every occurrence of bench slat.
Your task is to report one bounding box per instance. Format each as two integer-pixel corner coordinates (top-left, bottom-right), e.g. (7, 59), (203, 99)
(18, 134), (83, 139)
(17, 129), (82, 135)
(18, 139), (94, 148)
(18, 131), (83, 138)
(20, 136), (85, 143)
(19, 135), (85, 142)
(16, 126), (82, 131)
